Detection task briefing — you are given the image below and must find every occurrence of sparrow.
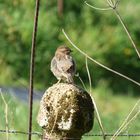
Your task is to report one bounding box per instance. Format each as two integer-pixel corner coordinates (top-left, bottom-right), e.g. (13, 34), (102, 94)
(51, 45), (76, 83)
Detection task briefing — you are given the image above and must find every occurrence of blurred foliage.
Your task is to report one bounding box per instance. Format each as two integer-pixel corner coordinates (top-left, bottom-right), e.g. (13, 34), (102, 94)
(0, 0), (140, 94)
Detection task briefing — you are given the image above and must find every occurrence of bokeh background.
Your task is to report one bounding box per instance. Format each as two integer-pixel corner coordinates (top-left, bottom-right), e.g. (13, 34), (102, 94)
(0, 0), (140, 140)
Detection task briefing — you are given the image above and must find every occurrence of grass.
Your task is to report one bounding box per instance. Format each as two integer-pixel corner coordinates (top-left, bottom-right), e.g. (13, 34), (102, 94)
(0, 93), (41, 140)
(0, 84), (140, 140)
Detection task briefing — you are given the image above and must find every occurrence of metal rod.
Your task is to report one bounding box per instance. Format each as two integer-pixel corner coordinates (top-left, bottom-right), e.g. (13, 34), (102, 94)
(57, 0), (63, 17)
(28, 0), (40, 140)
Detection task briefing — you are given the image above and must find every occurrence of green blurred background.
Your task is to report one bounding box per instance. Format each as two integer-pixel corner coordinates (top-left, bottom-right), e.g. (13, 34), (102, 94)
(0, 0), (140, 139)
(0, 0), (140, 93)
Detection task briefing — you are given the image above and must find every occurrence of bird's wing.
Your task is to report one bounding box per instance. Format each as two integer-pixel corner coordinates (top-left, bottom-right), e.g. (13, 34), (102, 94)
(57, 56), (75, 74)
(51, 57), (57, 72)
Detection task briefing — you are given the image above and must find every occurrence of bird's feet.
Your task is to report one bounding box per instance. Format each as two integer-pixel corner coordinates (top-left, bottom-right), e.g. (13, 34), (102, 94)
(56, 79), (61, 84)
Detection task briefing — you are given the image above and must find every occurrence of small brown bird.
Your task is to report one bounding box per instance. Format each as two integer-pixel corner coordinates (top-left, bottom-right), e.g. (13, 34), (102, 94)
(51, 45), (76, 83)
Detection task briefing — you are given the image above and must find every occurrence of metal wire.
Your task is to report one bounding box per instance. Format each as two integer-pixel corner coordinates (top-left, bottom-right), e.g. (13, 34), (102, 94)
(0, 130), (42, 136)
(28, 0), (40, 140)
(0, 129), (140, 137)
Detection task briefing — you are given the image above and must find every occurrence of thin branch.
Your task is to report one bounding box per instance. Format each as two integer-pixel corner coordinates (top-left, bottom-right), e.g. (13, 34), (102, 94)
(112, 110), (140, 140)
(111, 99), (140, 140)
(91, 96), (106, 140)
(62, 29), (140, 87)
(85, 57), (92, 94)
(85, 1), (112, 11)
(113, 9), (140, 59)
(106, 0), (114, 7)
(0, 90), (9, 140)
(86, 0), (140, 59)
(75, 73), (88, 91)
(111, 99), (140, 139)
(85, 57), (106, 140)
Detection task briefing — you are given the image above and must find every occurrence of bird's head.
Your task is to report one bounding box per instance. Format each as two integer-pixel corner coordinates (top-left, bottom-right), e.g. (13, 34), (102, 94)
(55, 45), (72, 56)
